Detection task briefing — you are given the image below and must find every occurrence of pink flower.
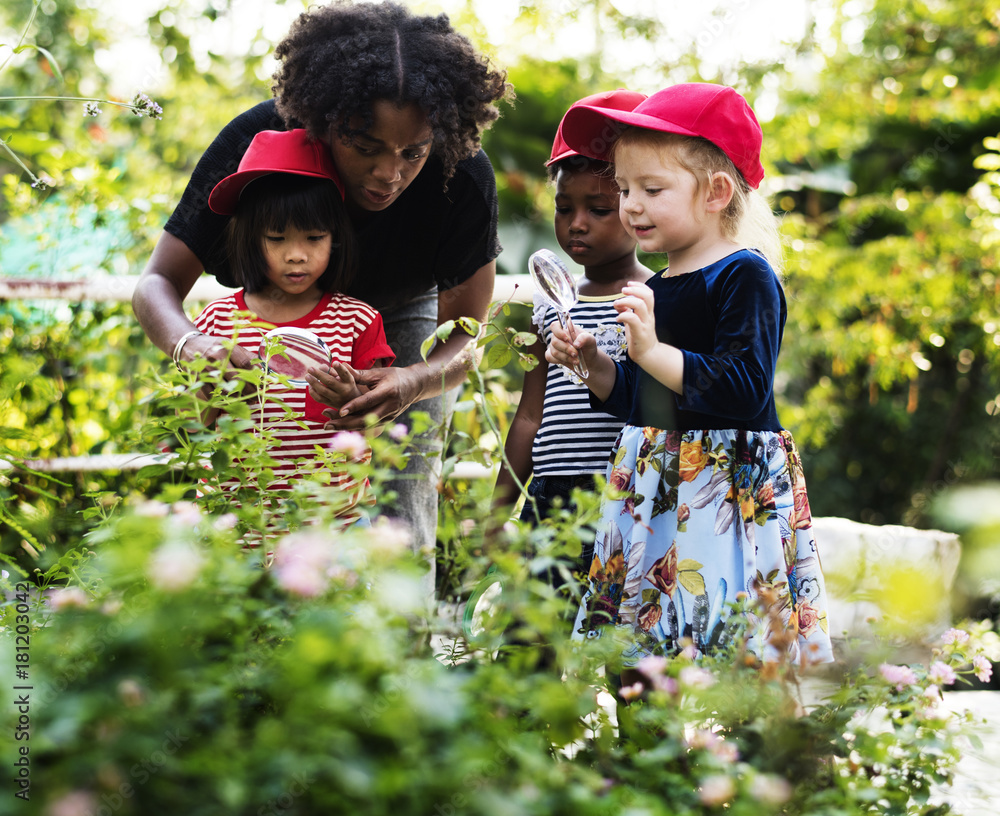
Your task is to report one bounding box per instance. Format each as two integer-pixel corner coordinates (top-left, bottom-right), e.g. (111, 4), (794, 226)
(389, 423), (409, 441)
(133, 499), (169, 517)
(272, 533), (333, 597)
(213, 512), (238, 531)
(879, 663), (918, 690)
(619, 682), (644, 701)
(941, 628), (970, 646)
(170, 500), (203, 528)
(687, 729), (739, 763)
(636, 655), (669, 678)
(149, 541), (204, 591)
(329, 431), (367, 460)
(45, 791), (97, 816)
(48, 587), (89, 611)
(364, 517), (413, 558)
(273, 561), (327, 597)
(973, 655), (993, 683)
(923, 684), (942, 703)
(928, 661), (958, 686)
(698, 775), (736, 807)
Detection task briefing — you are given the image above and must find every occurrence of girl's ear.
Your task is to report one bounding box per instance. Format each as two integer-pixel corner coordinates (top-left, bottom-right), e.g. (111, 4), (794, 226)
(705, 171), (736, 213)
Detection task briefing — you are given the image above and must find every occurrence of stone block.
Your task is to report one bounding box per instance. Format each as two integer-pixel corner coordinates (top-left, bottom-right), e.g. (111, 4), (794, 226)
(812, 516), (961, 652)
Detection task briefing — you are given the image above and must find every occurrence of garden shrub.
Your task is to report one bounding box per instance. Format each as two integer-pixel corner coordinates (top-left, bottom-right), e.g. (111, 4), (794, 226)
(2, 341), (998, 816)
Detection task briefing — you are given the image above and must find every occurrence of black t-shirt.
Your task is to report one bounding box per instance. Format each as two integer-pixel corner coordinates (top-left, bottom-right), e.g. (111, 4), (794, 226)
(164, 100), (502, 312)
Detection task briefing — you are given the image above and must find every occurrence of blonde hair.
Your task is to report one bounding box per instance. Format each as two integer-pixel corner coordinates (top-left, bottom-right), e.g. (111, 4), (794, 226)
(612, 129), (783, 274)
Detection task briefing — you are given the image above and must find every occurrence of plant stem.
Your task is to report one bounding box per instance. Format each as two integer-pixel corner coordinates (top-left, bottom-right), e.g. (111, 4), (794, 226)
(0, 0), (40, 76)
(0, 95), (138, 110)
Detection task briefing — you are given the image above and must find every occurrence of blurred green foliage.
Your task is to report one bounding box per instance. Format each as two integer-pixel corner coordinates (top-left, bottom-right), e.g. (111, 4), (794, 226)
(1, 378), (996, 812)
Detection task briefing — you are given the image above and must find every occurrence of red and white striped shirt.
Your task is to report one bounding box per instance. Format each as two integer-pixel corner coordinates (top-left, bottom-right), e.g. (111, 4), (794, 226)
(194, 290), (394, 524)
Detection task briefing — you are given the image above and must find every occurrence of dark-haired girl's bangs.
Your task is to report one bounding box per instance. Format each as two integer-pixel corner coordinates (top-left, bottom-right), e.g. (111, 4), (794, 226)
(252, 177), (340, 234)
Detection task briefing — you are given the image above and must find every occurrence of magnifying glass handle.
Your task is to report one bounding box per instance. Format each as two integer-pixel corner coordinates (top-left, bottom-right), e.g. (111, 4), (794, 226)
(557, 311), (589, 379)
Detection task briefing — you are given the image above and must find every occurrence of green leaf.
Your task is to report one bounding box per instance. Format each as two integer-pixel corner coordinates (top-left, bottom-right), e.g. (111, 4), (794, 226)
(419, 334), (436, 362)
(678, 571), (706, 596)
(436, 320), (456, 341)
(486, 344), (512, 369)
(455, 316), (481, 337)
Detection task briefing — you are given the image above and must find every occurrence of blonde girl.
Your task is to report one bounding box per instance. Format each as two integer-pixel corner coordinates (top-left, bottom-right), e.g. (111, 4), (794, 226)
(547, 83), (834, 667)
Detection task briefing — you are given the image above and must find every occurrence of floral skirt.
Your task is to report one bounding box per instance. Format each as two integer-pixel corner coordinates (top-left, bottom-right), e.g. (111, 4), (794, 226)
(572, 426), (835, 666)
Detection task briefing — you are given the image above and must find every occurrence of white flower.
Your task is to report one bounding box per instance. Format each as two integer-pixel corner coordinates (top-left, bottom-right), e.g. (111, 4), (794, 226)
(679, 666), (716, 689)
(149, 541), (204, 592)
(117, 678), (145, 707)
(698, 774), (736, 807)
(749, 774), (792, 805)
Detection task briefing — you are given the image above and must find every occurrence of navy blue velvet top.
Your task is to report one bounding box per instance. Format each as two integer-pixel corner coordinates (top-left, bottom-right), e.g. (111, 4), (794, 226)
(594, 249), (786, 432)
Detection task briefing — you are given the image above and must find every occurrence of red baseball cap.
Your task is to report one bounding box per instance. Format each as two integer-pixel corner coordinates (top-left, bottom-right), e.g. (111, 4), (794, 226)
(560, 83), (765, 188)
(547, 88), (648, 166)
(208, 129), (345, 215)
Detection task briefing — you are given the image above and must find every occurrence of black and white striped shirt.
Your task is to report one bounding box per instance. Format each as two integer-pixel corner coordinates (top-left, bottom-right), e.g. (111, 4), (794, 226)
(530, 292), (629, 476)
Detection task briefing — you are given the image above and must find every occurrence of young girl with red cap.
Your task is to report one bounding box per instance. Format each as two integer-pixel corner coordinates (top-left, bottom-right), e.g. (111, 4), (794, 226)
(547, 83), (834, 667)
(192, 129), (394, 531)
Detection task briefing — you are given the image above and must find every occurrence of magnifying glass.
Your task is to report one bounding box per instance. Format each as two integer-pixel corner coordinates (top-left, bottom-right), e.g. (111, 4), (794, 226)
(462, 565), (507, 641)
(258, 327), (332, 387)
(528, 249), (589, 378)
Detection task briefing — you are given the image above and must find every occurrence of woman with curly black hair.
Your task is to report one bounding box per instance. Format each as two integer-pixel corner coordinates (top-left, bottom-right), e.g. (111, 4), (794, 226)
(133, 0), (512, 591)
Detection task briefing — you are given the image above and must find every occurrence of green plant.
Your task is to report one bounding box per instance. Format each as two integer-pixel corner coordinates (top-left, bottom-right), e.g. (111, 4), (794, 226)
(2, 310), (998, 815)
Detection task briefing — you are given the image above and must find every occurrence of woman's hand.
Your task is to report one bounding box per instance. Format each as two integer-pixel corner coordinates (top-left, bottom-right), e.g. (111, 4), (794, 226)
(321, 364), (423, 430)
(183, 333), (257, 372)
(614, 281), (658, 366)
(306, 362), (362, 409)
